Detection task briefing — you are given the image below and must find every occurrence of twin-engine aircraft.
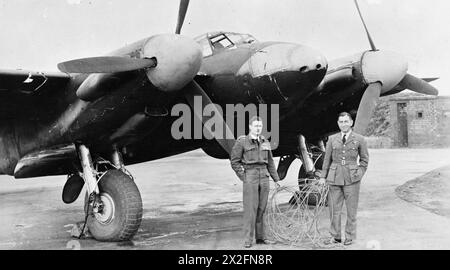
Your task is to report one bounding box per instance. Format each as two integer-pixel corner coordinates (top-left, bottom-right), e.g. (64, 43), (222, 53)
(0, 0), (438, 241)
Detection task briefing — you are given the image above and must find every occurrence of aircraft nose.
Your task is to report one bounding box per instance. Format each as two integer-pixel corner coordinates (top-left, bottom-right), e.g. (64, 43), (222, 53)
(236, 43), (327, 99)
(238, 43), (327, 79)
(291, 45), (328, 74)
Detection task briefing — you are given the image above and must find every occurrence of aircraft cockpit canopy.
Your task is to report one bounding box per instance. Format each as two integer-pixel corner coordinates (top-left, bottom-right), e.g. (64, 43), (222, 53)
(195, 32), (257, 57)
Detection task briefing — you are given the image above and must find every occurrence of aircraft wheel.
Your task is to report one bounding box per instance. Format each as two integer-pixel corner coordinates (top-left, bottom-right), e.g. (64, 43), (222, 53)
(85, 169), (142, 241)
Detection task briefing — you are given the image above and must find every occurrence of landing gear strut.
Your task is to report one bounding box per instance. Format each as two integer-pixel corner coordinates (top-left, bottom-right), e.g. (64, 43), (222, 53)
(75, 144), (143, 241)
(279, 135), (326, 206)
(297, 136), (325, 180)
(276, 136), (325, 182)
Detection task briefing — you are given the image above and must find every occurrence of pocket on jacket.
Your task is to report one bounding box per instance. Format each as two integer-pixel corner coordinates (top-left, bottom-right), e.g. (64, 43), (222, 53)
(349, 164), (360, 183)
(243, 145), (257, 162)
(326, 163), (338, 183)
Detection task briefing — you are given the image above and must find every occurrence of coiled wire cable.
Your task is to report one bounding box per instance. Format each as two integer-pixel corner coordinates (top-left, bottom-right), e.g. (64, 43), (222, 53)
(266, 179), (329, 247)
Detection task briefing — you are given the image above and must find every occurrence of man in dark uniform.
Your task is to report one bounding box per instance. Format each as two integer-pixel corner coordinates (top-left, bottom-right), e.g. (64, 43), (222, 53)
(319, 112), (369, 246)
(230, 116), (281, 248)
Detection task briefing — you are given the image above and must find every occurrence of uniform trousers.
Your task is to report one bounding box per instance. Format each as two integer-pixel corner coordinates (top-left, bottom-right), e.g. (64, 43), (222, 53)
(242, 167), (270, 244)
(328, 181), (361, 240)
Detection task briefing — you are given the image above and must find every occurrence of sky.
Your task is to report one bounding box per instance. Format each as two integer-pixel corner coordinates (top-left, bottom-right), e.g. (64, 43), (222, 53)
(0, 0), (449, 96)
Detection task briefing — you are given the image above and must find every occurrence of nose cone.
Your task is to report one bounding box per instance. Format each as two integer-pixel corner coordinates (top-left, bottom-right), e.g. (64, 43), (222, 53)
(361, 50), (408, 94)
(143, 34), (203, 92)
(238, 43), (327, 78)
(291, 45), (328, 74)
(237, 43), (327, 98)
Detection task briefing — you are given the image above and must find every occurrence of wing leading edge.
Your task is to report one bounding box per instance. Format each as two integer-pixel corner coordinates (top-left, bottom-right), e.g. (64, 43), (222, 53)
(0, 69), (72, 118)
(0, 69), (71, 94)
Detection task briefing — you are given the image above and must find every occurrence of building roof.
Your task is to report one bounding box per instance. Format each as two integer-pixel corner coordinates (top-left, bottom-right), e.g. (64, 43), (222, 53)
(389, 94), (450, 102)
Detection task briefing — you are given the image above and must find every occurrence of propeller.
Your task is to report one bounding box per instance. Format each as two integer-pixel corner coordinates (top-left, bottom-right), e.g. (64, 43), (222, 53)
(183, 81), (236, 155)
(352, 0), (439, 135)
(175, 0), (190, 34)
(57, 56), (156, 74)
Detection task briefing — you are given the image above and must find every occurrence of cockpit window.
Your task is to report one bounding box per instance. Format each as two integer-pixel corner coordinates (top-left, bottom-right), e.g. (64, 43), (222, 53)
(227, 33), (256, 45)
(210, 34), (234, 50)
(194, 32), (258, 57)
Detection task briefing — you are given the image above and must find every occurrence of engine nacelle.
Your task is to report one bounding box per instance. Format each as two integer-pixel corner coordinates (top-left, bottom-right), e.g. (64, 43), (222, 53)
(76, 73), (120, 101)
(142, 34), (202, 92)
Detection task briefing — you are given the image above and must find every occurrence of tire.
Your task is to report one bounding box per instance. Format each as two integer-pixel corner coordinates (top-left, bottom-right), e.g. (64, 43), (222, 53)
(85, 169), (143, 241)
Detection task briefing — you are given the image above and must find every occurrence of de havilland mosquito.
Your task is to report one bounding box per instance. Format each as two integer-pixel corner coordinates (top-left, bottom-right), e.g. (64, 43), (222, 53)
(0, 0), (438, 241)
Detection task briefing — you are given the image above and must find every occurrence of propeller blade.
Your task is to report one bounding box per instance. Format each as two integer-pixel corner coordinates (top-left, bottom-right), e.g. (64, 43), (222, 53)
(57, 56), (156, 74)
(354, 0), (377, 51)
(384, 77), (439, 96)
(398, 73), (439, 96)
(183, 80), (236, 155)
(175, 0), (190, 34)
(354, 82), (382, 135)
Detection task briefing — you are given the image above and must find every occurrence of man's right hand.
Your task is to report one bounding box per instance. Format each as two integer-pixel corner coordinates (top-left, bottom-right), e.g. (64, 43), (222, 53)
(318, 178), (326, 185)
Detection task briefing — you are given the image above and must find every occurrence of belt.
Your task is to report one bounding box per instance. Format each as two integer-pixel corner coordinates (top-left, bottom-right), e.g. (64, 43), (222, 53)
(332, 161), (357, 166)
(243, 164), (267, 170)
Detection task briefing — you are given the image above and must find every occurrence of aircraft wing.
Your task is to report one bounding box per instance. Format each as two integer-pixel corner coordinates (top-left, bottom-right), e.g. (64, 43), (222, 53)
(0, 69), (71, 117)
(284, 60), (440, 140)
(0, 68), (71, 94)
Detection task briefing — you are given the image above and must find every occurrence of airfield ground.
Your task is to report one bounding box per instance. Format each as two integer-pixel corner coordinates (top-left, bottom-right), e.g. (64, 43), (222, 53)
(0, 148), (449, 250)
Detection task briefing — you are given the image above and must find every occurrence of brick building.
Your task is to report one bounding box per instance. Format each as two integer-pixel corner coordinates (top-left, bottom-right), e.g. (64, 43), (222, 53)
(388, 95), (450, 148)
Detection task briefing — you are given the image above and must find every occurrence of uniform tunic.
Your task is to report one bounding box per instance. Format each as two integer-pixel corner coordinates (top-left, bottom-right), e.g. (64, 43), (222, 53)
(230, 135), (280, 244)
(321, 131), (369, 240)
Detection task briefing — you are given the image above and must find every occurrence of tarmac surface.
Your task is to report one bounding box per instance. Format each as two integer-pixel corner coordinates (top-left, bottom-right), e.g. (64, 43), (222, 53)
(0, 148), (449, 250)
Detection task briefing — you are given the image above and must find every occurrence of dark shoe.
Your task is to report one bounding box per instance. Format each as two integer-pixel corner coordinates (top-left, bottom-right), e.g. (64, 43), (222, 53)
(256, 239), (275, 245)
(244, 243), (252, 248)
(323, 237), (341, 245)
(344, 239), (353, 246)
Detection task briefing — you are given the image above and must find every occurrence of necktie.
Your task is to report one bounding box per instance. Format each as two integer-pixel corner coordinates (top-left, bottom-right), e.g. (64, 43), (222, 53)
(253, 138), (260, 145)
(343, 134), (347, 144)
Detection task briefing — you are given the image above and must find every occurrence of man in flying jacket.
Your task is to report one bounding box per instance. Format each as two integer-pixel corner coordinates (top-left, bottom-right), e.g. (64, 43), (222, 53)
(230, 116), (281, 248)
